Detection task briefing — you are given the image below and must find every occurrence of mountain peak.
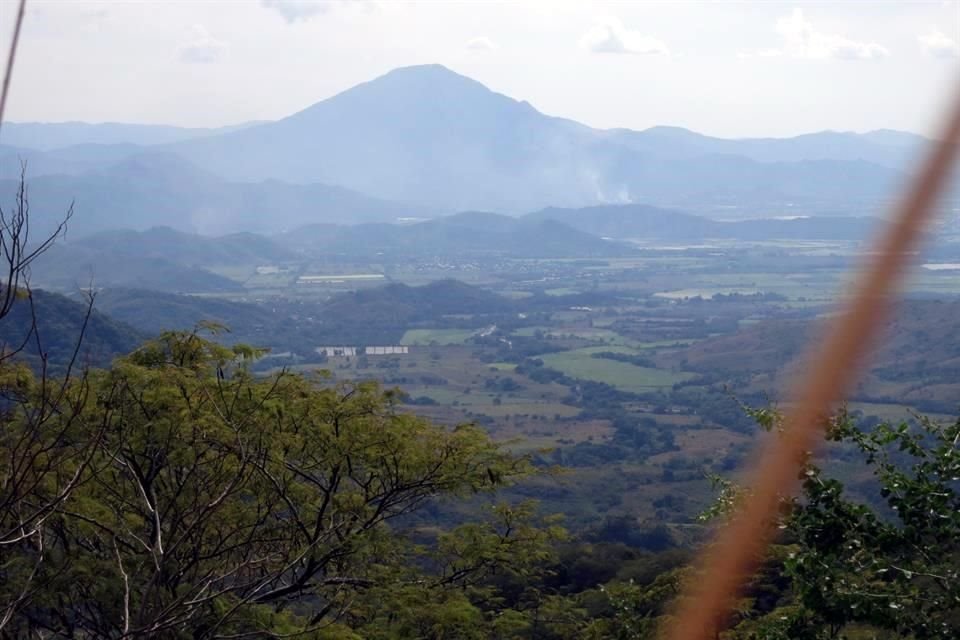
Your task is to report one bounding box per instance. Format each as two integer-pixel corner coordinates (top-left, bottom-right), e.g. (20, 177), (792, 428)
(354, 63), (507, 101)
(279, 62), (524, 128)
(380, 63), (464, 79)
(163, 65), (916, 215)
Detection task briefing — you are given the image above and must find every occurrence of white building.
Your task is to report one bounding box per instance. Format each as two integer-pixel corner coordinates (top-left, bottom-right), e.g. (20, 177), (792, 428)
(365, 346), (409, 355)
(316, 347), (358, 357)
(315, 346), (409, 357)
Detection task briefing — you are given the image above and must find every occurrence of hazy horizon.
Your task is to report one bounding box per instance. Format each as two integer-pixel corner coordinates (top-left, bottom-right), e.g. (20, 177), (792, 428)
(0, 61), (944, 141)
(1, 1), (958, 138)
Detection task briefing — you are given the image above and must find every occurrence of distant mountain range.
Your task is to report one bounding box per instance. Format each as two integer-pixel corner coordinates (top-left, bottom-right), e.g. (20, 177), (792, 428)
(526, 204), (881, 243)
(0, 120), (267, 150)
(0, 152), (425, 236)
(26, 202), (895, 297)
(277, 211), (629, 258)
(28, 213), (630, 294)
(1, 64), (948, 229)
(30, 226), (291, 293)
(151, 65), (922, 215)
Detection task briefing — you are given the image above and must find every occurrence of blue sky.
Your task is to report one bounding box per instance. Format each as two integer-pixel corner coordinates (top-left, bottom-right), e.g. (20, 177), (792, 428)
(1, 0), (958, 137)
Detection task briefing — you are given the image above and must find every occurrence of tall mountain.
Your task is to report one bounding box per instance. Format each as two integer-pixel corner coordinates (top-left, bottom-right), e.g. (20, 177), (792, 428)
(5, 65), (940, 219)
(165, 64), (911, 215)
(169, 65), (603, 212)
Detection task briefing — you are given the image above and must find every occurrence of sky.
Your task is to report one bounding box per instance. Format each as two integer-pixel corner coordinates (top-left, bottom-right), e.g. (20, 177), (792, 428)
(1, 0), (959, 138)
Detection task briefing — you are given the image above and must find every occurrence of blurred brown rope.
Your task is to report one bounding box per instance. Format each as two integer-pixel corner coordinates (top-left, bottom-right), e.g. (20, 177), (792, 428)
(665, 83), (960, 640)
(0, 0), (27, 137)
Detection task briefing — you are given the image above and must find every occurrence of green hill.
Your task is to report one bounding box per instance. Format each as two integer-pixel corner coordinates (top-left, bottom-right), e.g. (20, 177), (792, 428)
(527, 204), (879, 243)
(29, 226), (297, 293)
(281, 211), (630, 258)
(667, 298), (960, 411)
(93, 288), (279, 343)
(71, 226), (293, 267)
(93, 280), (515, 355)
(0, 289), (143, 370)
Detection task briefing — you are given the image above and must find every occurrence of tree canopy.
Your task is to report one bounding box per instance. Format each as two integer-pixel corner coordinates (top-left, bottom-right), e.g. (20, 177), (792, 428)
(0, 330), (560, 637)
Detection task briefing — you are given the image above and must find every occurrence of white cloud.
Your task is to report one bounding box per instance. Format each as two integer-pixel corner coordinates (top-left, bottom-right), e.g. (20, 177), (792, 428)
(177, 25), (227, 64)
(260, 0), (375, 23)
(260, 0), (331, 23)
(580, 17), (668, 56)
(919, 30), (960, 59)
(774, 9), (889, 60)
(466, 36), (498, 52)
(738, 48), (784, 60)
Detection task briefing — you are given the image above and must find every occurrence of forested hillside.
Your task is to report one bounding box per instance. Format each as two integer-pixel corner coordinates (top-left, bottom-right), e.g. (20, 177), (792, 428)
(667, 299), (960, 412)
(0, 289), (142, 370)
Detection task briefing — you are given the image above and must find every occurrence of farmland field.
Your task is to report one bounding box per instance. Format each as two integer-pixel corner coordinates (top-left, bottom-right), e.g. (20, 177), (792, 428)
(539, 346), (697, 393)
(97, 231), (960, 536)
(400, 328), (477, 345)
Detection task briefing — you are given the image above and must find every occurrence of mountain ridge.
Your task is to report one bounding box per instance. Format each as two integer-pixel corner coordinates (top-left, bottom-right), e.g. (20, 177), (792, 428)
(159, 64), (917, 215)
(0, 151), (427, 236)
(4, 64), (946, 220)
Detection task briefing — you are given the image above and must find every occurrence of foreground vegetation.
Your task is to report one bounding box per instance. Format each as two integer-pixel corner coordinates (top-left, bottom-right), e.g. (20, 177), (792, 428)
(1, 324), (957, 638)
(0, 329), (554, 637)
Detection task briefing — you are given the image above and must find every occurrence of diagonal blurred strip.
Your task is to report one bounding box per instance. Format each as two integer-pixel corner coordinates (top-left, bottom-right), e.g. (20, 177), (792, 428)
(0, 0), (26, 138)
(665, 83), (960, 640)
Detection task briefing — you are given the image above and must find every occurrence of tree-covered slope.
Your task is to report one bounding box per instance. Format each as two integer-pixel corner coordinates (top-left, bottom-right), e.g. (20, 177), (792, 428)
(0, 289), (142, 370)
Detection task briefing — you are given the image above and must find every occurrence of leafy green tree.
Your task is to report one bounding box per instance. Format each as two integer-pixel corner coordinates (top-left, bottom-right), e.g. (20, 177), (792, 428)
(1, 329), (553, 637)
(777, 413), (960, 639)
(706, 409), (960, 639)
(578, 569), (686, 640)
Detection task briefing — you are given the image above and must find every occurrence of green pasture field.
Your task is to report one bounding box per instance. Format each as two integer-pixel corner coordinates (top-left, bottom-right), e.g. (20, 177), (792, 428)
(654, 287), (762, 300)
(632, 339), (699, 349)
(513, 327), (641, 347)
(400, 329), (477, 345)
(845, 401), (956, 424)
(539, 347), (696, 393)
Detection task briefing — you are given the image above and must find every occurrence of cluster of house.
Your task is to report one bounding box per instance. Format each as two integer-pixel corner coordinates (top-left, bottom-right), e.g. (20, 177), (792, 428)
(315, 346), (410, 357)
